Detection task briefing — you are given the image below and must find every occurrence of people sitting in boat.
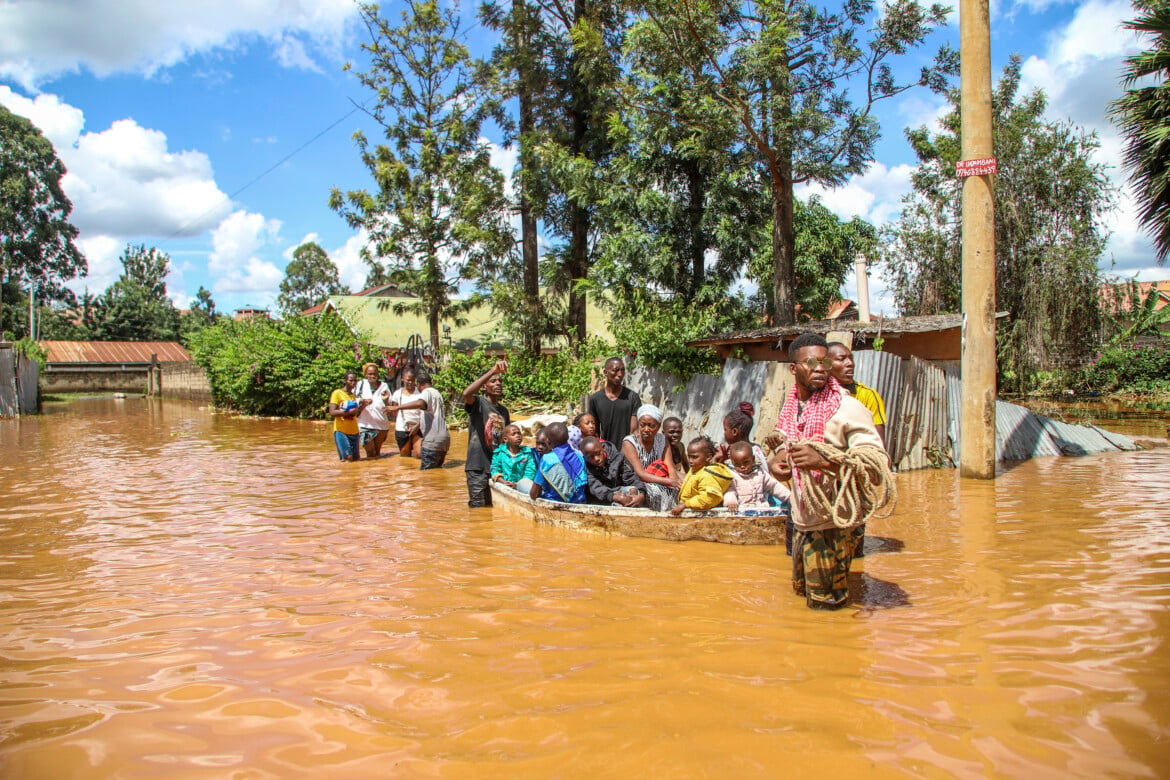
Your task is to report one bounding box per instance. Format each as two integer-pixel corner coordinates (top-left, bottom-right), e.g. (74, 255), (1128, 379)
(573, 412), (601, 442)
(490, 424), (537, 489)
(663, 416), (684, 469)
(580, 435), (647, 508)
(671, 436), (734, 516)
(714, 402), (767, 467)
(722, 441), (790, 511)
(528, 422), (589, 504)
(622, 404), (681, 512)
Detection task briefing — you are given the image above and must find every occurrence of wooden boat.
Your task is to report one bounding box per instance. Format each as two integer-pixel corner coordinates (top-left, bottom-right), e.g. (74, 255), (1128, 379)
(489, 483), (788, 545)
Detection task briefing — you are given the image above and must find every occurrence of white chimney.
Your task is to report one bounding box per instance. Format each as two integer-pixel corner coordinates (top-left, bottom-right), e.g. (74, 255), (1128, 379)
(854, 254), (871, 324)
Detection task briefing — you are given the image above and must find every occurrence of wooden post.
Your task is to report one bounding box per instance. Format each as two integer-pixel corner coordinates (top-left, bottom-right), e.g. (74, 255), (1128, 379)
(960, 0), (997, 479)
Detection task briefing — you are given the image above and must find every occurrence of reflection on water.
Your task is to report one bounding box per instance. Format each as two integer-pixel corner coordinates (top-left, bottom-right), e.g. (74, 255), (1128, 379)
(1, 398), (1169, 777)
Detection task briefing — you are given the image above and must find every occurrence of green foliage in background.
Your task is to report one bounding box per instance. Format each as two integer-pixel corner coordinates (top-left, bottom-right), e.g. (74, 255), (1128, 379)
(12, 337), (47, 367)
(1078, 339), (1170, 397)
(433, 341), (610, 424)
(188, 313), (382, 418)
(608, 290), (726, 379)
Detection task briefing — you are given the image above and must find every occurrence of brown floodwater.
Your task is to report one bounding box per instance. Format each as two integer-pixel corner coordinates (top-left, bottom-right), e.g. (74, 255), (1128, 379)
(2, 397), (1169, 778)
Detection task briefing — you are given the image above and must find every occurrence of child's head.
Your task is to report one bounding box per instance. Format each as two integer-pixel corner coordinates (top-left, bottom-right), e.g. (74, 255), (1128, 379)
(722, 402), (755, 445)
(686, 435), (716, 470)
(573, 412), (599, 438)
(728, 440), (757, 475)
(503, 423), (523, 447)
(534, 429), (550, 455)
(663, 417), (683, 446)
(581, 436), (606, 467)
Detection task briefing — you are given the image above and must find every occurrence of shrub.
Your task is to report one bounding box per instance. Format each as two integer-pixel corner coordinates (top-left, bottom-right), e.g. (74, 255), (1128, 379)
(189, 313), (382, 417)
(1078, 339), (1170, 395)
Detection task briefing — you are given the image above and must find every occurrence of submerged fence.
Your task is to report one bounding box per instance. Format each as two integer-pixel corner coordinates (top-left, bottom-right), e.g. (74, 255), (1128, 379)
(0, 345), (39, 418)
(627, 353), (1138, 472)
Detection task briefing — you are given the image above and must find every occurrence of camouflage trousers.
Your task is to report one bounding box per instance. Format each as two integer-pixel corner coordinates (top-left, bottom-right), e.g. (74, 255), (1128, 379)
(792, 525), (862, 610)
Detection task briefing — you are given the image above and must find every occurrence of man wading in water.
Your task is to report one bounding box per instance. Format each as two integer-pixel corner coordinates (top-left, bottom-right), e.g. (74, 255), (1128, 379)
(766, 333), (889, 610)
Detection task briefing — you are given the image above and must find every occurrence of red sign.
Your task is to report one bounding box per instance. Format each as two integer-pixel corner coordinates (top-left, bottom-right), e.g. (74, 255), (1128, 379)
(956, 157), (998, 177)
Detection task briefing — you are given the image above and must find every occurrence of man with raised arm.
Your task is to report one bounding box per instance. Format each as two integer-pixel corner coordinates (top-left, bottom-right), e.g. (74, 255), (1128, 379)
(461, 359), (510, 508)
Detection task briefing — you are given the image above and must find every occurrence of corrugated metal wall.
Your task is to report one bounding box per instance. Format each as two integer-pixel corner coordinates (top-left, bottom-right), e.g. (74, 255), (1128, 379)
(891, 357), (953, 470)
(852, 350), (906, 449)
(627, 355), (1138, 470)
(16, 354), (38, 414)
(0, 348), (16, 417)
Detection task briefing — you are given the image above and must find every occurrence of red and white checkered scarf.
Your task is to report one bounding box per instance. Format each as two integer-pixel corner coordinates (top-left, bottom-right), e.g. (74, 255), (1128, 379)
(774, 376), (843, 444)
(774, 376), (843, 495)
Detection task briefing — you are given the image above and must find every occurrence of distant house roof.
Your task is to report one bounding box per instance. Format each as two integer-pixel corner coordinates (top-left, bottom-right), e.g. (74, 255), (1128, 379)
(39, 341), (192, 364)
(314, 294), (614, 351)
(1100, 279), (1170, 312)
(300, 283), (415, 316)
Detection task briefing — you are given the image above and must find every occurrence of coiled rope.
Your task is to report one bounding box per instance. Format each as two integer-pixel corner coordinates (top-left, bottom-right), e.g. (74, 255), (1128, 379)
(783, 441), (897, 529)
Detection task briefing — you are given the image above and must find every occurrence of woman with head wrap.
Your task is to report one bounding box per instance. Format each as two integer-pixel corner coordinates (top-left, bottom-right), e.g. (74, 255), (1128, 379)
(620, 404), (681, 512)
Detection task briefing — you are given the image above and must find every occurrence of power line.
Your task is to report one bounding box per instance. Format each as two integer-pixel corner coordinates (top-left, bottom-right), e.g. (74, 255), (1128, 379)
(162, 101), (366, 243)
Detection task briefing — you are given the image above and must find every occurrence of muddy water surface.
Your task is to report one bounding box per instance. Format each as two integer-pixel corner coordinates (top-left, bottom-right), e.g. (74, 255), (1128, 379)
(1, 398), (1169, 778)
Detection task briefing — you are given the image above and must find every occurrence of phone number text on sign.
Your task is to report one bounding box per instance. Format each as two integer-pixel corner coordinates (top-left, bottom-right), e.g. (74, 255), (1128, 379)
(956, 157), (998, 177)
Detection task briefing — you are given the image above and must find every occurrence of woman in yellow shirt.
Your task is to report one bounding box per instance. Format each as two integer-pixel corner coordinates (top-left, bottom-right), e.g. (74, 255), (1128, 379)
(328, 371), (368, 461)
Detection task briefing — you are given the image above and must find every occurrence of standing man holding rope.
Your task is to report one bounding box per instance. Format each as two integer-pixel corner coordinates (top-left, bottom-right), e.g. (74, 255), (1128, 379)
(765, 333), (894, 611)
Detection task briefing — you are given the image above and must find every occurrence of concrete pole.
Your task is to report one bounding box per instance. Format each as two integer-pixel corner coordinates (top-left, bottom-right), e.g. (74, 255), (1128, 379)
(854, 255), (871, 324)
(960, 0), (997, 479)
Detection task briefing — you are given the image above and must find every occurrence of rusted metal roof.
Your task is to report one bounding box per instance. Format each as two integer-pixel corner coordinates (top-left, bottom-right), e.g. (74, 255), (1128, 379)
(688, 312), (1011, 348)
(39, 341), (192, 364)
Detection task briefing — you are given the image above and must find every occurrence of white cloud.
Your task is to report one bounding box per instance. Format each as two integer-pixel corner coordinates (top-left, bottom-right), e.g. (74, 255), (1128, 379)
(0, 86), (232, 239)
(0, 0), (357, 87)
(208, 210), (284, 296)
(1015, 0), (1161, 274)
(281, 230), (372, 292)
(797, 162), (916, 226)
(70, 235), (123, 296)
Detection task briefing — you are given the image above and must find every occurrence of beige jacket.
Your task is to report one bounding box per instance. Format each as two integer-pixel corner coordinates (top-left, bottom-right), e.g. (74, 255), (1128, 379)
(787, 394), (886, 532)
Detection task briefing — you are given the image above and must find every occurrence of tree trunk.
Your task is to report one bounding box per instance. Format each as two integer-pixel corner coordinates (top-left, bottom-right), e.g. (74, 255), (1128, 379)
(429, 303), (440, 355)
(517, 22), (542, 355)
(771, 166), (796, 326)
(685, 159), (705, 302)
(566, 0), (590, 348)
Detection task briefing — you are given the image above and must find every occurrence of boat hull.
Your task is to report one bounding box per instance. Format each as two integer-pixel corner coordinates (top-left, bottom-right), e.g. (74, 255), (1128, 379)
(489, 483), (787, 545)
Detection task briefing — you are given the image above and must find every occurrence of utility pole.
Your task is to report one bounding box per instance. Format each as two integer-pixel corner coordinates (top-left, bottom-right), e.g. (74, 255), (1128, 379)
(959, 0), (997, 479)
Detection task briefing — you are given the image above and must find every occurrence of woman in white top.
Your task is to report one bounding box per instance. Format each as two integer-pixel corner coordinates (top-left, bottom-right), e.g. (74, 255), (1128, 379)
(356, 362), (392, 458)
(389, 367), (424, 457)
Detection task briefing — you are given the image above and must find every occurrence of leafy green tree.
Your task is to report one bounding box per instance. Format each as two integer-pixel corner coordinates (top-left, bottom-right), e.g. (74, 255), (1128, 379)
(749, 196), (877, 319)
(277, 241), (349, 316)
(589, 24), (759, 312)
(180, 285), (219, 344)
(1111, 0), (1170, 264)
(882, 58), (1115, 390)
(0, 104), (85, 335)
(622, 0), (952, 325)
(480, 0), (556, 353)
(331, 0), (514, 352)
(90, 244), (181, 341)
(189, 311), (382, 417)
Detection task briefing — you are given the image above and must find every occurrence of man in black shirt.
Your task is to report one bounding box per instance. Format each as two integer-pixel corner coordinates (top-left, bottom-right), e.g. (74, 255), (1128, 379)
(462, 359), (510, 507)
(586, 357), (642, 445)
(581, 436), (646, 507)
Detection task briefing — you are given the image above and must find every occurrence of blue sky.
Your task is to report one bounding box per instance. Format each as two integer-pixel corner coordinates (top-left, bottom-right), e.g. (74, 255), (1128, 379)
(0, 0), (1154, 318)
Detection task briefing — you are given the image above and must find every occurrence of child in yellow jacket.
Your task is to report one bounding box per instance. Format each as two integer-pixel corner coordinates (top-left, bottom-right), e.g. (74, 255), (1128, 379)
(671, 436), (734, 515)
